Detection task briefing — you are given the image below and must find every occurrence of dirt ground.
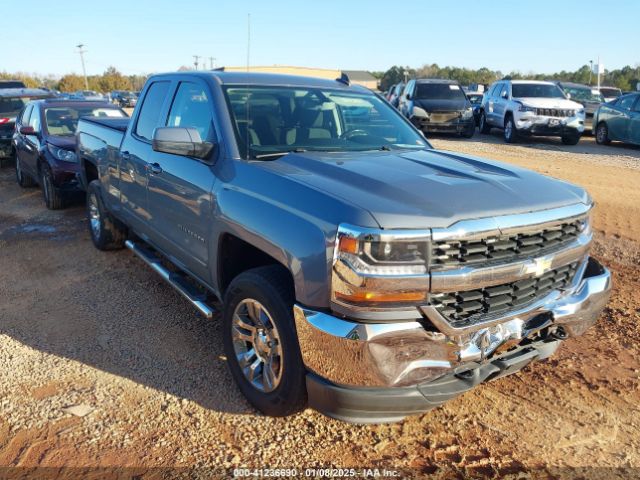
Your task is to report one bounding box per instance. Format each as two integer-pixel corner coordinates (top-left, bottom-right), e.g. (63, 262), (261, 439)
(0, 133), (639, 479)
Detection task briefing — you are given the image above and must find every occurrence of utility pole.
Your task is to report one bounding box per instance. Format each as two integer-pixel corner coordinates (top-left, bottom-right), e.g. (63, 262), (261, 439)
(193, 55), (201, 70)
(76, 44), (88, 90)
(589, 60), (593, 86)
(208, 57), (216, 69)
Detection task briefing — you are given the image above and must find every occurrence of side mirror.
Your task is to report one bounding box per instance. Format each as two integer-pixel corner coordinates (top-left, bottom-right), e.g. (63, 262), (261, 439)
(501, 91), (509, 100)
(19, 126), (36, 135)
(566, 93), (571, 99)
(405, 93), (411, 100)
(152, 127), (214, 160)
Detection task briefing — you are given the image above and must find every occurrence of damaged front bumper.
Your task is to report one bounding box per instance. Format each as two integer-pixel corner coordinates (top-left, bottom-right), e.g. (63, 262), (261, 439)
(294, 257), (611, 423)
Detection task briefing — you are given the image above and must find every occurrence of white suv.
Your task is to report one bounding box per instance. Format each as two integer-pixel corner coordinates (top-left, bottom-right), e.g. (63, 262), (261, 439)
(479, 80), (585, 145)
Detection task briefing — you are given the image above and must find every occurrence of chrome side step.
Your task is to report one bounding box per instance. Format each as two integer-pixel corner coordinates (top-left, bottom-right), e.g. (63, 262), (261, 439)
(125, 240), (215, 319)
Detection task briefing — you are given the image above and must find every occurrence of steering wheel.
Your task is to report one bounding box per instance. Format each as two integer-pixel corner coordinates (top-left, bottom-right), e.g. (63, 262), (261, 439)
(340, 129), (369, 140)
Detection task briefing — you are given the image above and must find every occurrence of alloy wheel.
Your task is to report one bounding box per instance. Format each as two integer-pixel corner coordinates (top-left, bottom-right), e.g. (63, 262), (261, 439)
(231, 298), (283, 393)
(88, 192), (101, 239)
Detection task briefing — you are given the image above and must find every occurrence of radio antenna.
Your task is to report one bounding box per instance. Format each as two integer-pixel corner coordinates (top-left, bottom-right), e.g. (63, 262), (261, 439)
(245, 13), (251, 159)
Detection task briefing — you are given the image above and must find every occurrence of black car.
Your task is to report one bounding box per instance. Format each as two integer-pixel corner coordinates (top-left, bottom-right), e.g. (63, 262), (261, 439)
(13, 99), (127, 209)
(0, 88), (54, 166)
(398, 79), (475, 137)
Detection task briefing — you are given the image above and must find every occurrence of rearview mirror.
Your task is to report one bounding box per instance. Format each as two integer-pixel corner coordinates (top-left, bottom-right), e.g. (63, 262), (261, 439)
(19, 126), (36, 135)
(152, 127), (214, 159)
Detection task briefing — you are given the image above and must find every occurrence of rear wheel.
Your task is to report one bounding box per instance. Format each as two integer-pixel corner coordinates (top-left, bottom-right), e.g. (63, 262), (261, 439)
(223, 265), (307, 417)
(504, 115), (517, 143)
(595, 122), (611, 145)
(86, 180), (127, 250)
(479, 111), (491, 134)
(41, 164), (65, 210)
(15, 156), (36, 187)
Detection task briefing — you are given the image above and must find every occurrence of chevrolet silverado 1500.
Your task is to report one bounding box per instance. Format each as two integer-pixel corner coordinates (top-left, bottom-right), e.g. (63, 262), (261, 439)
(76, 71), (611, 423)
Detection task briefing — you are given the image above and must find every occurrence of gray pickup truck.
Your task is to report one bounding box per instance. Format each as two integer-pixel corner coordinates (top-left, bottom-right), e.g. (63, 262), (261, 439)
(76, 71), (611, 423)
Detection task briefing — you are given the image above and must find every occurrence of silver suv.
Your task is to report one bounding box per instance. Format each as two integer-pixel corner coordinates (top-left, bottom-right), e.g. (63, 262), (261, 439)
(479, 80), (585, 145)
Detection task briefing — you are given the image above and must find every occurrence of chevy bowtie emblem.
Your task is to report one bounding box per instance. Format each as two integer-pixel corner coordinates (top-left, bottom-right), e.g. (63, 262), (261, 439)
(525, 256), (554, 277)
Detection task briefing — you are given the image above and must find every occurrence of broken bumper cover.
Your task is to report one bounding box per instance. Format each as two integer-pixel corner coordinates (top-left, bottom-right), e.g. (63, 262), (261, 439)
(294, 257), (611, 422)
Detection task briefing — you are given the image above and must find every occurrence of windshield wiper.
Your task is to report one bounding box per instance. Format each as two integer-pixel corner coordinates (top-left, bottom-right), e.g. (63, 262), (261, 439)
(253, 148), (307, 160)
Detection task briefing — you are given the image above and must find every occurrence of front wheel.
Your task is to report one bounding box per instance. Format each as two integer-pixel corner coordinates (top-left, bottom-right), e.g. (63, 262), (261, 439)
(504, 116), (517, 143)
(223, 266), (307, 417)
(561, 134), (580, 146)
(41, 164), (65, 210)
(86, 180), (127, 250)
(461, 124), (475, 138)
(479, 111), (491, 134)
(595, 122), (611, 145)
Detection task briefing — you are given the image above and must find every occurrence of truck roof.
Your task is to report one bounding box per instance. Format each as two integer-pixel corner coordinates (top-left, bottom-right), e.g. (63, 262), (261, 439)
(0, 87), (53, 98)
(150, 71), (372, 93)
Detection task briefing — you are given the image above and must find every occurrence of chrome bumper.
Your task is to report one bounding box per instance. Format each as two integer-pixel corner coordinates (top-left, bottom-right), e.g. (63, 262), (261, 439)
(294, 257), (611, 389)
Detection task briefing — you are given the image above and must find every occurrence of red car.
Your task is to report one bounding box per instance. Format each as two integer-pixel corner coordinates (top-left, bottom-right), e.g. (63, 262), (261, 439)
(13, 99), (127, 209)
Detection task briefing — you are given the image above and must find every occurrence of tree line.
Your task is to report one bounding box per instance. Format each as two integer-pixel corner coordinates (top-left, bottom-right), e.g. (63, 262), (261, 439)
(374, 64), (640, 92)
(0, 67), (149, 93)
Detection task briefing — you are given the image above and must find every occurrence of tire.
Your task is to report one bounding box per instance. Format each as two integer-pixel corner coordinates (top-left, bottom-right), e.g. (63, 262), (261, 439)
(86, 180), (127, 250)
(561, 134), (580, 146)
(595, 122), (611, 145)
(41, 164), (65, 210)
(223, 265), (307, 417)
(479, 111), (491, 134)
(461, 124), (475, 139)
(15, 155), (36, 188)
(504, 115), (517, 143)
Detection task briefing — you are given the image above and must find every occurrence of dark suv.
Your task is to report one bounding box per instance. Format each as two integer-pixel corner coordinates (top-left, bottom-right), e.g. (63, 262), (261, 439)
(13, 99), (127, 209)
(0, 88), (53, 166)
(398, 79), (475, 138)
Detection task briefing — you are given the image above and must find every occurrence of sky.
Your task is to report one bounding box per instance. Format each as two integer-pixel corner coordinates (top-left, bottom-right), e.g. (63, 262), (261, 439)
(2, 0), (638, 77)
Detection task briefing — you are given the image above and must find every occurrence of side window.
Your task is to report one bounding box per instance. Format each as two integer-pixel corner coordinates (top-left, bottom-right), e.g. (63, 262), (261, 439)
(499, 83), (509, 99)
(490, 83), (500, 98)
(135, 81), (170, 141)
(28, 107), (41, 132)
(619, 95), (636, 111)
(166, 82), (214, 142)
(20, 105), (33, 126)
(633, 96), (640, 112)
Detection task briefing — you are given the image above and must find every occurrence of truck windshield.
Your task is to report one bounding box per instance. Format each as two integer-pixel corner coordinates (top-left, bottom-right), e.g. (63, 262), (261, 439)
(44, 106), (126, 135)
(415, 83), (466, 100)
(224, 86), (429, 159)
(599, 87), (622, 98)
(511, 83), (566, 99)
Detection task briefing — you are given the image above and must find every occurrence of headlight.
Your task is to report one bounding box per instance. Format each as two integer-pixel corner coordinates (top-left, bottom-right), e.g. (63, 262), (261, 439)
(461, 107), (473, 119)
(332, 224), (430, 313)
(47, 144), (78, 163)
(518, 104), (536, 113)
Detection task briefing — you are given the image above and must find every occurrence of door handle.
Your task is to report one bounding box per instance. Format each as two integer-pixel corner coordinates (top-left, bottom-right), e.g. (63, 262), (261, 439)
(148, 162), (163, 175)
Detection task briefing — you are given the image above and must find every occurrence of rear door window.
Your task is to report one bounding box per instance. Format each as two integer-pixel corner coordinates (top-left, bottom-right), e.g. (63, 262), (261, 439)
(135, 81), (170, 141)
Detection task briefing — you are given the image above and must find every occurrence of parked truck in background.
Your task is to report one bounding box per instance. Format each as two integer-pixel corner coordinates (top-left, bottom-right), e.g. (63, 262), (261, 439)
(76, 71), (611, 423)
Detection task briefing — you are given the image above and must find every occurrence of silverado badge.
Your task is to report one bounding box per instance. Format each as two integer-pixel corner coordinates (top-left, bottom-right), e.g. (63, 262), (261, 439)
(525, 256), (554, 277)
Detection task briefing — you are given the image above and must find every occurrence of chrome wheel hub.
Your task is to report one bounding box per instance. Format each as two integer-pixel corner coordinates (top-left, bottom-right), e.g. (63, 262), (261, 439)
(231, 299), (283, 393)
(88, 193), (101, 238)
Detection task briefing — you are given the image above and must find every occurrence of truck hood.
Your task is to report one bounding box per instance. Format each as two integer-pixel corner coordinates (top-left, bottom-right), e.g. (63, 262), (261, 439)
(516, 97), (584, 110)
(260, 149), (589, 229)
(414, 98), (469, 112)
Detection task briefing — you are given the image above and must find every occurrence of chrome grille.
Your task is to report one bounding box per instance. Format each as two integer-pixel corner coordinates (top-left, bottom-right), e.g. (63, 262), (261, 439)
(430, 262), (579, 327)
(535, 108), (575, 117)
(431, 219), (584, 269)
